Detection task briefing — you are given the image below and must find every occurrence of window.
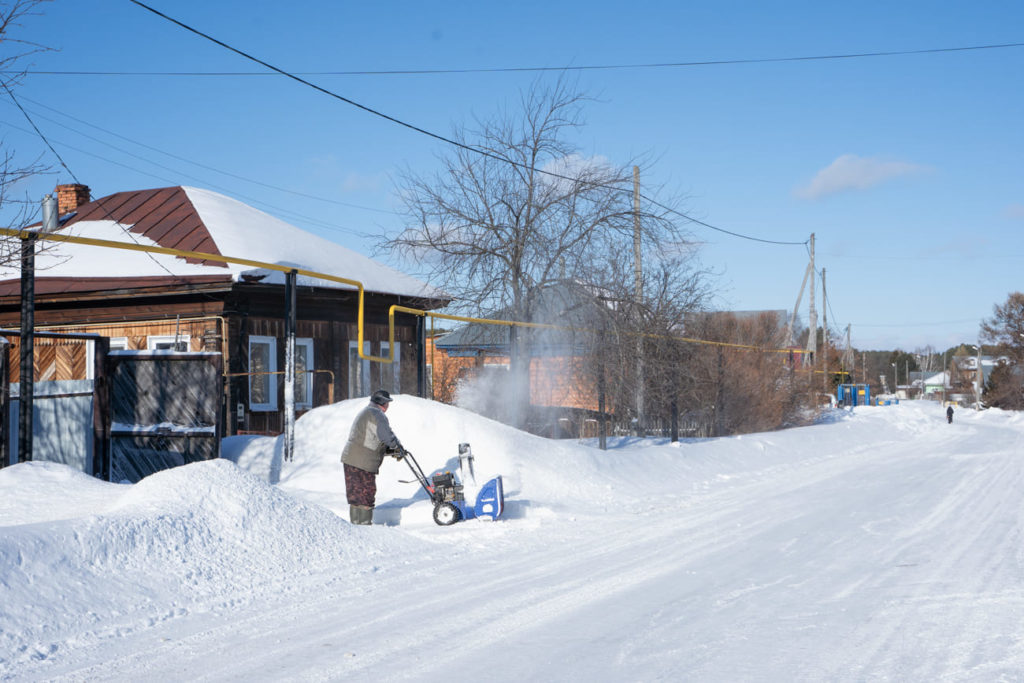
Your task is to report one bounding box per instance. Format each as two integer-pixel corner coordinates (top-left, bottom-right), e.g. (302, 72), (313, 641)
(147, 334), (190, 351)
(295, 338), (314, 409)
(108, 336), (129, 351)
(348, 341), (370, 398)
(380, 341), (401, 394)
(249, 335), (278, 411)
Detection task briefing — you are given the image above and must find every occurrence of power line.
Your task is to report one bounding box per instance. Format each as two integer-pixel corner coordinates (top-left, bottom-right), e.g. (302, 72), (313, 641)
(2, 84), (191, 282)
(0, 117), (370, 237)
(128, 0), (806, 248)
(6, 94), (397, 216)
(642, 194), (807, 245)
(0, 82), (76, 180)
(8, 40), (1024, 77)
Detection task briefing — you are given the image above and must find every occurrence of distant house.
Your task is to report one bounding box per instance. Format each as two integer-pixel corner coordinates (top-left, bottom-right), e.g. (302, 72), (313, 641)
(949, 355), (1000, 392)
(0, 184), (446, 435)
(920, 371), (950, 397)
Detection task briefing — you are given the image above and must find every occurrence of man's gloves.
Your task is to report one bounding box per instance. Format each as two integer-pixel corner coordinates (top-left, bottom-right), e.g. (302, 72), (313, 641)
(384, 444), (405, 460)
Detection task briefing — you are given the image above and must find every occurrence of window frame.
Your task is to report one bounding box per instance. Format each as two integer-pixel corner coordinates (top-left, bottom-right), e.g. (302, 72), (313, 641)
(348, 340), (371, 399)
(295, 337), (314, 409)
(146, 334), (190, 351)
(249, 335), (278, 412)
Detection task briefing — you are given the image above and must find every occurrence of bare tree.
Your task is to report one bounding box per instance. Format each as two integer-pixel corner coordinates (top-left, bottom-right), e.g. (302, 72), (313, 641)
(683, 310), (812, 435)
(981, 292), (1024, 363)
(980, 292), (1024, 409)
(385, 77), (696, 423)
(0, 0), (53, 266)
(581, 250), (712, 435)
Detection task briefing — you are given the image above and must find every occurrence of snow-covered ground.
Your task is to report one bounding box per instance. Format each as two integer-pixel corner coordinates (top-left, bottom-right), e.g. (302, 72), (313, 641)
(2, 397), (1023, 681)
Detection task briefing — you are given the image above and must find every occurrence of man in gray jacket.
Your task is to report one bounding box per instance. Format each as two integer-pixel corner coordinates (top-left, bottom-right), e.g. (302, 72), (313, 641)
(341, 389), (403, 525)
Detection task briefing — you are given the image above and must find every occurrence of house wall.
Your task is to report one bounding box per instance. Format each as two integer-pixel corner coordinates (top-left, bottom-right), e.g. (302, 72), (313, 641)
(3, 318), (220, 383)
(1, 284), (432, 437)
(231, 317), (418, 435)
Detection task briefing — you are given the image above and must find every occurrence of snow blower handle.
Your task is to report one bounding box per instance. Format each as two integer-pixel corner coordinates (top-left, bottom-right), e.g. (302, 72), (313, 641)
(396, 449), (436, 498)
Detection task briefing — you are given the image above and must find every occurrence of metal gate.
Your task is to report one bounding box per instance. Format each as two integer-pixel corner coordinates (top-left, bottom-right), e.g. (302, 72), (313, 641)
(107, 351), (222, 483)
(1, 331), (108, 474)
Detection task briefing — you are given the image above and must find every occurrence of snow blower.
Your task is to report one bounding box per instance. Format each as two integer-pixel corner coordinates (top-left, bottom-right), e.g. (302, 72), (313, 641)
(397, 443), (504, 526)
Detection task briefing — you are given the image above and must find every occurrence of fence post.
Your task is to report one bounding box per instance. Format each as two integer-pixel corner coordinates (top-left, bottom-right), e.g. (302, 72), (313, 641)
(416, 314), (426, 398)
(92, 336), (111, 480)
(598, 357), (607, 450)
(670, 396), (679, 443)
(0, 338), (8, 467)
(284, 269), (297, 463)
(18, 234), (36, 463)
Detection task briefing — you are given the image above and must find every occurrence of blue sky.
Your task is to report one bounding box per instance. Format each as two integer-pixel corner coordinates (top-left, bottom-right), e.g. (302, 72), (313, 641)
(2, 0), (1022, 352)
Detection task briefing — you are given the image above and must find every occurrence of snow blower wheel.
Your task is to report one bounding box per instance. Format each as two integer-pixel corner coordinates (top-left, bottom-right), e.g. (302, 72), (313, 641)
(398, 447), (505, 526)
(433, 502), (461, 526)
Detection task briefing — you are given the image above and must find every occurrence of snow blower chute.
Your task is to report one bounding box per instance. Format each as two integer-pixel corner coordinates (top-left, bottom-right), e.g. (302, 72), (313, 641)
(397, 443), (504, 526)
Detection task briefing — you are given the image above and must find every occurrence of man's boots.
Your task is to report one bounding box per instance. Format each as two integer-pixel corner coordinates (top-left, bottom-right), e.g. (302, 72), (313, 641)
(349, 505), (373, 525)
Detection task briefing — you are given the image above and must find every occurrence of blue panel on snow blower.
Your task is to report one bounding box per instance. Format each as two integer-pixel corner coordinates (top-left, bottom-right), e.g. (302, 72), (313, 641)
(474, 476), (504, 520)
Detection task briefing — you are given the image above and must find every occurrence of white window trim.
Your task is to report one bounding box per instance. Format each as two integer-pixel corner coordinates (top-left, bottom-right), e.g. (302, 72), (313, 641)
(295, 338), (314, 409)
(381, 340), (401, 395)
(348, 340), (370, 399)
(89, 337), (127, 380)
(147, 334), (190, 351)
(249, 335), (278, 412)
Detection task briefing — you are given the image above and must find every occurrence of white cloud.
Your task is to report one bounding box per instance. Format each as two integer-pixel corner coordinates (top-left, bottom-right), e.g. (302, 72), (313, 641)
(794, 154), (928, 200)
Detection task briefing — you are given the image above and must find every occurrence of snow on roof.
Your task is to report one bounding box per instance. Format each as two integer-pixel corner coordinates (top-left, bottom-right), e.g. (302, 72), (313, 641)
(182, 187), (438, 298)
(0, 186), (439, 299)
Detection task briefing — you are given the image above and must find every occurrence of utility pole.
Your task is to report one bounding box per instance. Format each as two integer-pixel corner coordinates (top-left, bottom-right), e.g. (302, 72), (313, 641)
(845, 325), (853, 381)
(822, 267), (828, 391)
(806, 233), (817, 367)
(633, 165), (644, 435)
(18, 193), (58, 463)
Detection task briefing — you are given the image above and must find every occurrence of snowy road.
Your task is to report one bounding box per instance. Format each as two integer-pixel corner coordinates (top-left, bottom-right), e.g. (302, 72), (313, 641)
(3, 400), (1023, 681)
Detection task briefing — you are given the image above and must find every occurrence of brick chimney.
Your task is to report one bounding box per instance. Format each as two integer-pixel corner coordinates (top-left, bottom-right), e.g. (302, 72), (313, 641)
(56, 183), (91, 215)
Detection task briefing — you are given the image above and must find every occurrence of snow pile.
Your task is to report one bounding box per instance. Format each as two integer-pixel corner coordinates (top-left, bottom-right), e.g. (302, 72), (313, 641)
(3, 398), (1024, 681)
(224, 395), (639, 522)
(0, 458), (422, 667)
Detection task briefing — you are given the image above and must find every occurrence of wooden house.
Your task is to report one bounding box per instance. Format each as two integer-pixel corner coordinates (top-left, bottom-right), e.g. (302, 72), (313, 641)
(0, 184), (446, 435)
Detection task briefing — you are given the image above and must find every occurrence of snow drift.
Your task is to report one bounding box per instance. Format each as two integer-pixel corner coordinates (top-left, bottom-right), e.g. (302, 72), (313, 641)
(3, 397), (1023, 681)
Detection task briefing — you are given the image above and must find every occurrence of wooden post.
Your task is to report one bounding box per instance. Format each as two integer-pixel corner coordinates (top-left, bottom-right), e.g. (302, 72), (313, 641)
(633, 165), (644, 435)
(822, 267), (828, 392)
(598, 353), (607, 451)
(284, 269), (297, 462)
(670, 396), (679, 443)
(92, 336), (111, 480)
(416, 314), (426, 398)
(0, 338), (8, 468)
(18, 234), (36, 463)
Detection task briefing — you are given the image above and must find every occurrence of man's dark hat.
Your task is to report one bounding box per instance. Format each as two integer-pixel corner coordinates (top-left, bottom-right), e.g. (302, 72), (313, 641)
(370, 389), (393, 406)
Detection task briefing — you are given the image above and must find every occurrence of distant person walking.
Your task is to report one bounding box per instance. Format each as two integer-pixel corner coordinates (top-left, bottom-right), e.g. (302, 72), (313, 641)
(341, 390), (404, 525)
(946, 405), (954, 424)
